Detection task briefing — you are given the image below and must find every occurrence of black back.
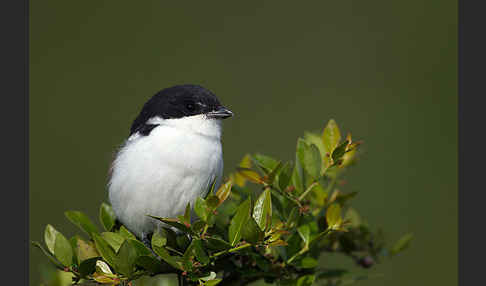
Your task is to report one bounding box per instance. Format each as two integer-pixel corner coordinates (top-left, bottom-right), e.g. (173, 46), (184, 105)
(129, 85), (223, 136)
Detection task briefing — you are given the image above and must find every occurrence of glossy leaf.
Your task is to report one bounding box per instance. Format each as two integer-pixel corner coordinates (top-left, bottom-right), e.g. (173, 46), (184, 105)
(252, 153), (279, 174)
(148, 216), (192, 234)
(206, 195), (221, 210)
(92, 233), (117, 268)
(78, 257), (99, 277)
(53, 231), (74, 267)
(99, 203), (116, 232)
(297, 224), (311, 245)
(322, 119), (341, 154)
(204, 237), (232, 251)
(195, 197), (210, 222)
(193, 239), (210, 265)
(44, 224), (59, 254)
(101, 232), (125, 253)
(242, 217), (264, 244)
(253, 189), (272, 231)
(234, 154), (252, 187)
(116, 239), (139, 276)
(236, 167), (264, 184)
(297, 139), (322, 179)
(277, 162), (293, 191)
(331, 140), (349, 165)
(228, 198), (252, 245)
(326, 204), (343, 230)
(215, 180), (233, 206)
(65, 211), (99, 237)
(265, 161), (284, 184)
(118, 225), (136, 240)
(135, 255), (170, 274)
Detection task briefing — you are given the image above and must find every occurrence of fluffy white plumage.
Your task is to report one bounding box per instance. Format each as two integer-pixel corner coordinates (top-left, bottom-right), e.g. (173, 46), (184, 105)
(108, 114), (224, 239)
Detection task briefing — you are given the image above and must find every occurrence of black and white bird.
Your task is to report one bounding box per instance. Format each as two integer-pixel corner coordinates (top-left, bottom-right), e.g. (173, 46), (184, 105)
(108, 84), (233, 243)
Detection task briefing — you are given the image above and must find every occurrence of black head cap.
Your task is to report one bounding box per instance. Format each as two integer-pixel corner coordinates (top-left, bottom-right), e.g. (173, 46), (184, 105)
(130, 84), (232, 136)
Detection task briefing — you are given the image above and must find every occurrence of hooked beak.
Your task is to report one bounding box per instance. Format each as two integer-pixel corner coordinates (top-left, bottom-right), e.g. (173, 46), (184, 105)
(207, 106), (233, 119)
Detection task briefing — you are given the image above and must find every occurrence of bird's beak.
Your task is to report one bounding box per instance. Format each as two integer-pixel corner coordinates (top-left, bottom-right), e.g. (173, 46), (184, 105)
(207, 107), (234, 119)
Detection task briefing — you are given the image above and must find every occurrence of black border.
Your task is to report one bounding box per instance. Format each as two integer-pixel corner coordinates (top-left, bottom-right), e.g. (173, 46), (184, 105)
(459, 1), (485, 285)
(1, 0), (28, 284)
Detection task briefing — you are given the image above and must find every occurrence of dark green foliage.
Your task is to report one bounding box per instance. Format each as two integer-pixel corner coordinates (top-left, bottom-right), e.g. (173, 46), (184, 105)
(32, 119), (412, 286)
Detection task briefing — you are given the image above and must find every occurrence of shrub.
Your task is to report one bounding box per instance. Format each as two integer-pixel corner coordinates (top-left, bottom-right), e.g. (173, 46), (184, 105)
(32, 119), (412, 286)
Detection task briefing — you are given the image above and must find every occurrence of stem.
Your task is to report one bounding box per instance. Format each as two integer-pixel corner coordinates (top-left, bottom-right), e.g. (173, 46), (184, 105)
(287, 245), (309, 264)
(211, 242), (252, 258)
(298, 182), (318, 201)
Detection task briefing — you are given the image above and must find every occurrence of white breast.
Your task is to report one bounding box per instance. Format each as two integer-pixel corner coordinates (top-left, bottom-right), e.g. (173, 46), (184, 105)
(108, 115), (224, 238)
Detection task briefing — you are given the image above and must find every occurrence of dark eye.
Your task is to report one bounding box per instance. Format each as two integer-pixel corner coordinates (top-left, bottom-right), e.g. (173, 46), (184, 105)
(186, 103), (195, 111)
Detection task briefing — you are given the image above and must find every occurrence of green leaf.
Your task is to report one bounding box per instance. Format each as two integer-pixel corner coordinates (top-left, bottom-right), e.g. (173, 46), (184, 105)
(78, 257), (99, 277)
(101, 232), (125, 253)
(204, 237), (232, 251)
(135, 255), (170, 274)
(236, 167), (264, 184)
(303, 132), (326, 159)
(234, 154), (252, 187)
(322, 119), (341, 154)
(148, 216), (192, 234)
(253, 189), (272, 231)
(326, 204), (342, 230)
(252, 153), (279, 174)
(65, 211), (99, 237)
(277, 162), (293, 191)
(297, 224), (311, 245)
(331, 140), (349, 165)
(292, 156), (305, 193)
(44, 224), (59, 254)
(195, 197), (209, 221)
(191, 220), (207, 234)
(242, 217), (264, 244)
(296, 274), (315, 286)
(116, 239), (139, 277)
(193, 239), (210, 265)
(215, 180), (233, 206)
(228, 198), (252, 246)
(151, 228), (167, 249)
(75, 237), (99, 262)
(92, 233), (117, 268)
(299, 257), (318, 269)
(183, 203), (191, 225)
(99, 203), (116, 232)
(206, 195), (221, 210)
(297, 139), (322, 179)
(118, 225), (136, 240)
(266, 161), (284, 184)
(287, 207), (300, 228)
(390, 233), (414, 256)
(151, 240), (182, 270)
(31, 241), (64, 270)
(53, 231), (74, 267)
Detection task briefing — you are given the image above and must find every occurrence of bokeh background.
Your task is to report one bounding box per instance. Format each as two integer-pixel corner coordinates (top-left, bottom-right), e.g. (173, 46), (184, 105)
(30, 1), (457, 285)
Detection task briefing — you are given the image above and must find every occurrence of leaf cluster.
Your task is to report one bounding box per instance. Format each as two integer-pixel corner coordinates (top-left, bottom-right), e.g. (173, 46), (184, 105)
(33, 119), (413, 286)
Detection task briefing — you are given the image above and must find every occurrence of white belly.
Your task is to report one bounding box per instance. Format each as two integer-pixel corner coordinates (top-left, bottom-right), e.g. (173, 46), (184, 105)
(108, 125), (223, 238)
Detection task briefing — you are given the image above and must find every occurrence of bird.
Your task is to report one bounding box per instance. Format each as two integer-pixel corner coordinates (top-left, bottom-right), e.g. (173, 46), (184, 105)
(108, 84), (233, 245)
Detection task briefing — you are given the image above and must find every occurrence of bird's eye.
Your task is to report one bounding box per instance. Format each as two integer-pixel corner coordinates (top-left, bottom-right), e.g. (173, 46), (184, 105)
(186, 103), (195, 111)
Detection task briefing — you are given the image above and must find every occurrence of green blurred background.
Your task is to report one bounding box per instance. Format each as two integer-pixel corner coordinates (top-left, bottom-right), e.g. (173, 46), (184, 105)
(29, 1), (457, 285)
